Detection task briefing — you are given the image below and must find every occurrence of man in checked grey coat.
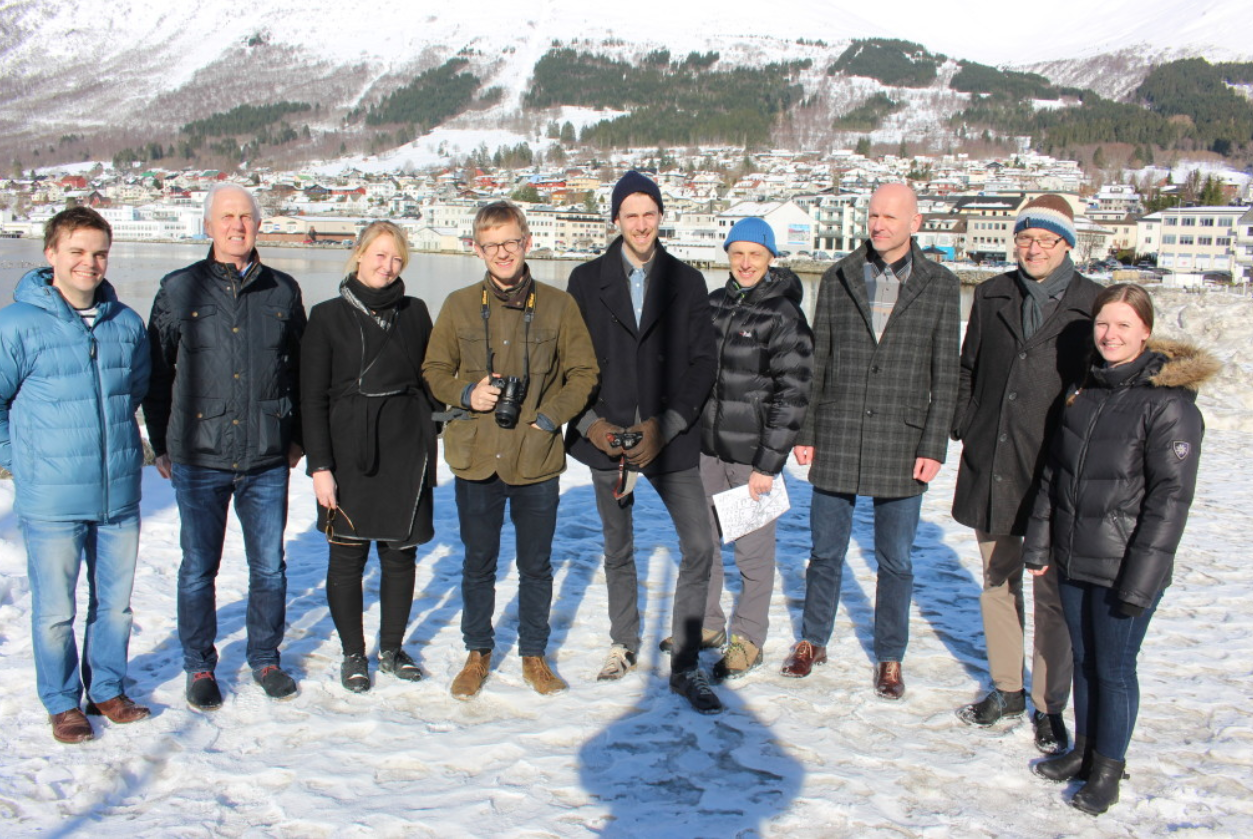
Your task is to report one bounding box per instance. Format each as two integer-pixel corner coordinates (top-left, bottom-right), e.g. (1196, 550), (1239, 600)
(786, 183), (960, 700)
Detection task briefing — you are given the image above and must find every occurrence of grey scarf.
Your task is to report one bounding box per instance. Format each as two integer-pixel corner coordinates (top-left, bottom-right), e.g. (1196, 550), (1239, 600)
(1015, 254), (1073, 340)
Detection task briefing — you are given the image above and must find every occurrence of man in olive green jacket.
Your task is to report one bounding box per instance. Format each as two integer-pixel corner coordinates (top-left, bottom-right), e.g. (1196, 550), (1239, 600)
(423, 201), (598, 700)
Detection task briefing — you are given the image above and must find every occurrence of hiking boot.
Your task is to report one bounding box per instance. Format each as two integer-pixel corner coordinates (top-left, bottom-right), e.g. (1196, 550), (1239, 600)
(711, 635), (763, 683)
(780, 640), (827, 677)
(378, 648), (422, 682)
(85, 694), (151, 724)
(1032, 710), (1069, 755)
(186, 671), (223, 711)
(1071, 753), (1128, 816)
(522, 656), (568, 695)
(50, 708), (93, 744)
(670, 668), (723, 715)
(340, 653), (370, 693)
(658, 628), (726, 654)
(957, 688), (1026, 726)
(451, 650), (491, 700)
(254, 665), (298, 701)
(596, 644), (638, 681)
(874, 661), (905, 700)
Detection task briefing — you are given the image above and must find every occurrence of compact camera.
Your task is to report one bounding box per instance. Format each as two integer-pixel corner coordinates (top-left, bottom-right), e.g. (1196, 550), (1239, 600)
(608, 430), (643, 451)
(491, 375), (529, 429)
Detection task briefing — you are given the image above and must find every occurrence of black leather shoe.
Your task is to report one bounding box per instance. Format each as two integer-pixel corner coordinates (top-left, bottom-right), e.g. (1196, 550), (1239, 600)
(1033, 736), (1091, 782)
(1032, 710), (1069, 755)
(670, 669), (723, 715)
(957, 688), (1026, 726)
(254, 665), (298, 700)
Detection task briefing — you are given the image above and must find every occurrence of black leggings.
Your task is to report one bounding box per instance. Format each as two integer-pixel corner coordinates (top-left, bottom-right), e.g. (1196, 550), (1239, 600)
(326, 540), (417, 656)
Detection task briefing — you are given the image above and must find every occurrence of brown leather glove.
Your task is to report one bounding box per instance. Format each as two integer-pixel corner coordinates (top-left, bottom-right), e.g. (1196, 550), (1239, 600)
(624, 417), (662, 468)
(586, 418), (625, 457)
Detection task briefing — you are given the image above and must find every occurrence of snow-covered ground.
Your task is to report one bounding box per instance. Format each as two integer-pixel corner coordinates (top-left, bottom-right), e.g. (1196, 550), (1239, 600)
(2, 299), (1252, 835)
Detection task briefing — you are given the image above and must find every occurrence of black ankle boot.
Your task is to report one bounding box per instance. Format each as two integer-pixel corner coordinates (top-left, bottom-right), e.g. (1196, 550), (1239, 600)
(1071, 752), (1127, 815)
(1032, 735), (1091, 782)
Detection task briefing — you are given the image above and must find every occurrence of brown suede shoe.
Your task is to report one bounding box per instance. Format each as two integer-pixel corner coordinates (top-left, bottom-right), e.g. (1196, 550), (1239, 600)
(451, 650), (491, 700)
(875, 661), (905, 700)
(85, 694), (151, 724)
(780, 640), (827, 678)
(522, 656), (568, 695)
(50, 708), (94, 744)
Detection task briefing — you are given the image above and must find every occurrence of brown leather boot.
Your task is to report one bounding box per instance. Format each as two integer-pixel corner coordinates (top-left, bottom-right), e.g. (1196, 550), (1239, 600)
(85, 694), (151, 724)
(451, 650), (491, 700)
(50, 708), (94, 744)
(780, 640), (827, 678)
(522, 656), (568, 695)
(875, 661), (905, 700)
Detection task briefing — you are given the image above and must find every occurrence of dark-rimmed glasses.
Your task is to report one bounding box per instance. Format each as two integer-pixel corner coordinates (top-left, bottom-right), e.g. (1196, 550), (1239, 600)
(1014, 234), (1066, 250)
(478, 238), (525, 257)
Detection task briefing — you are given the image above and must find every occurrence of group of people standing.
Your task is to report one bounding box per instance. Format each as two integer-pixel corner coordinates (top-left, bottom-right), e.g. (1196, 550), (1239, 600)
(2, 173), (1214, 817)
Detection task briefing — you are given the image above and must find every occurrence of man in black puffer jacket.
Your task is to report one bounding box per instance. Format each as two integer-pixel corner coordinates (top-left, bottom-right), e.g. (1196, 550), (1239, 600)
(698, 218), (812, 682)
(145, 184), (306, 711)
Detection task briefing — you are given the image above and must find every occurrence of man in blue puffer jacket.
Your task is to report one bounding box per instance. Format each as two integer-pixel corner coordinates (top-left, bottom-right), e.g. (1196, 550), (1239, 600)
(0, 207), (151, 744)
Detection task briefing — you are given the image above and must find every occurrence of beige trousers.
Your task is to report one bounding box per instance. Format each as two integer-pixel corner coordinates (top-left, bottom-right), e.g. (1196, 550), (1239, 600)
(976, 530), (1072, 713)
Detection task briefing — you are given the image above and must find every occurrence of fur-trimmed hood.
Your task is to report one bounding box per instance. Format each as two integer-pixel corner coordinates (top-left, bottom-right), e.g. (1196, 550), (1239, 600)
(1146, 337), (1222, 392)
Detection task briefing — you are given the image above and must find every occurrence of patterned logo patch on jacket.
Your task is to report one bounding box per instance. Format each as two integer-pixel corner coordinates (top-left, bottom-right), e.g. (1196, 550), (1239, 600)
(1172, 441), (1191, 460)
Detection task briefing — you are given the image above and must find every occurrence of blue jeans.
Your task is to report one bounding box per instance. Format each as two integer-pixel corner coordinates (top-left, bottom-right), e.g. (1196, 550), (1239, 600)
(173, 463), (289, 673)
(1059, 576), (1159, 761)
(801, 489), (922, 662)
(22, 514), (140, 715)
(455, 476), (559, 657)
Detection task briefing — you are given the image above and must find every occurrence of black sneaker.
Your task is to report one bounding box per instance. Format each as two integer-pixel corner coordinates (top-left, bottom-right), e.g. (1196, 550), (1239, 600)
(340, 654), (370, 693)
(670, 668), (723, 715)
(1032, 710), (1069, 755)
(186, 671), (223, 711)
(378, 648), (422, 682)
(957, 688), (1026, 726)
(254, 665), (298, 701)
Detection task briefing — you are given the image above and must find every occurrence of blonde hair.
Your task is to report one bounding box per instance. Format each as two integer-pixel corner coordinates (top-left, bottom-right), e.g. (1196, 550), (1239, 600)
(473, 200), (530, 240)
(346, 220), (410, 275)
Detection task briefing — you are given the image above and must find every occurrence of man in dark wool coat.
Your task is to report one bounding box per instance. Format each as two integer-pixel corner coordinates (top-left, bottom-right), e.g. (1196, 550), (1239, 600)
(565, 171), (722, 714)
(787, 182), (960, 701)
(951, 194), (1101, 755)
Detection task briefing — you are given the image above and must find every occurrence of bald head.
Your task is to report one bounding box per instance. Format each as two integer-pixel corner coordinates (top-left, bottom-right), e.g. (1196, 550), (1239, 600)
(867, 183), (922, 264)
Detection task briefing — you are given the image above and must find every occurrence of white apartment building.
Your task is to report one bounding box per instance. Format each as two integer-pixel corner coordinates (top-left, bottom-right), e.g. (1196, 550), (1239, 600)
(717, 200), (817, 254)
(1156, 206), (1242, 271)
(1233, 207), (1253, 282)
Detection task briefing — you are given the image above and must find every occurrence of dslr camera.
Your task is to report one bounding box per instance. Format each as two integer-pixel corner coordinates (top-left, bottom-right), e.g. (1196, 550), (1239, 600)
(490, 375), (529, 429)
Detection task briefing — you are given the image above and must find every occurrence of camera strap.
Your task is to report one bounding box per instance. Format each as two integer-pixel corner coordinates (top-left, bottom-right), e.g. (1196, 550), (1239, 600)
(481, 286), (535, 383)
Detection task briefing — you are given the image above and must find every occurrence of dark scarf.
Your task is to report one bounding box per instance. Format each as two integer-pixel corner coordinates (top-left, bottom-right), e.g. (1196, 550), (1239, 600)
(487, 267), (533, 310)
(1015, 254), (1074, 340)
(341, 273), (405, 330)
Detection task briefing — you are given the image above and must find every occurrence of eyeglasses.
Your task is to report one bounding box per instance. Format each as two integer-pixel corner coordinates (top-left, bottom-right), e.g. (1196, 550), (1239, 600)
(325, 506), (357, 546)
(478, 238), (525, 257)
(1014, 234), (1066, 250)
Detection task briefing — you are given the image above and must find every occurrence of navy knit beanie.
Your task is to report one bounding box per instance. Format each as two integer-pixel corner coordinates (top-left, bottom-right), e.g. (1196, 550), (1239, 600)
(723, 217), (778, 256)
(611, 171), (664, 221)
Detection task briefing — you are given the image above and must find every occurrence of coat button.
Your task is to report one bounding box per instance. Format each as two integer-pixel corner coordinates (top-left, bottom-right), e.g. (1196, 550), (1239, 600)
(871, 365), (880, 373)
(865, 409), (873, 416)
(196, 412), (203, 418)
(1019, 351), (1027, 359)
(232, 419), (240, 425)
(191, 311), (199, 317)
(994, 474), (1003, 481)
(1007, 392), (1017, 401)
(232, 327), (240, 333)
(999, 433), (1008, 442)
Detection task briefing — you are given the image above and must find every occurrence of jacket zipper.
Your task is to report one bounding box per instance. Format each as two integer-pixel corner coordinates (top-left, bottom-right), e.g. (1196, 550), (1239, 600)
(1065, 390), (1112, 560)
(88, 330), (109, 519)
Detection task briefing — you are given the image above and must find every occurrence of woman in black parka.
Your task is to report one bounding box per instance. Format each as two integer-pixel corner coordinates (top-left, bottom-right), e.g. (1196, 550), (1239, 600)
(1023, 283), (1218, 815)
(301, 221), (440, 693)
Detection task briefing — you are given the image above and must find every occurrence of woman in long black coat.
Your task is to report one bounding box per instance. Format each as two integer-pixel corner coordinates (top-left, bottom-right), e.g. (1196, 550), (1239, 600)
(301, 221), (439, 693)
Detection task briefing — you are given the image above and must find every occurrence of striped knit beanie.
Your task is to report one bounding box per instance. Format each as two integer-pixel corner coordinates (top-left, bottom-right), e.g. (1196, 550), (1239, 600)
(1014, 194), (1076, 247)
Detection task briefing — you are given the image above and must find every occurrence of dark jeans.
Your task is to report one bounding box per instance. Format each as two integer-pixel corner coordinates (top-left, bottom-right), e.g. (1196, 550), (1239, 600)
(801, 489), (922, 662)
(173, 462), (289, 673)
(326, 540), (417, 657)
(591, 466), (717, 674)
(1059, 576), (1160, 762)
(455, 475), (559, 657)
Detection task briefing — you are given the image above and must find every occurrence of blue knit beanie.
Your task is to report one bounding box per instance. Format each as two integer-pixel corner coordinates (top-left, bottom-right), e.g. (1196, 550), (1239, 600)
(1014, 194), (1077, 247)
(611, 171), (664, 221)
(723, 217), (778, 256)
